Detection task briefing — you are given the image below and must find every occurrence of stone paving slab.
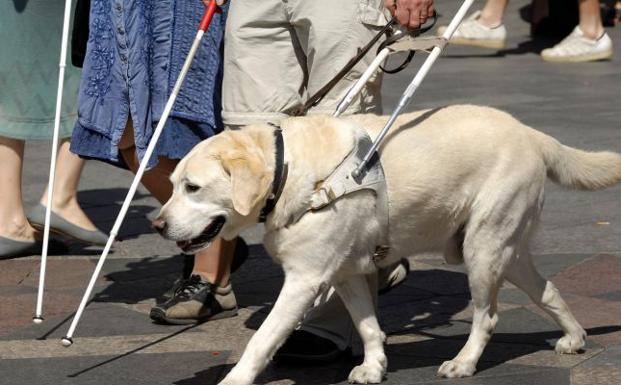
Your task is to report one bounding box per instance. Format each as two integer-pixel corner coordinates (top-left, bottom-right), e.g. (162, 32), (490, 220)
(0, 352), (231, 385)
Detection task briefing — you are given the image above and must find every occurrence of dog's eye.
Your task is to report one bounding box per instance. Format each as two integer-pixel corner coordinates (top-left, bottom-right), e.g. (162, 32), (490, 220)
(185, 183), (201, 193)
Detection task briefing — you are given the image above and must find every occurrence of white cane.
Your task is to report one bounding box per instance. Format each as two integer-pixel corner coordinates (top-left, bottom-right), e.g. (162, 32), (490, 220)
(60, 0), (220, 346)
(33, 0), (74, 324)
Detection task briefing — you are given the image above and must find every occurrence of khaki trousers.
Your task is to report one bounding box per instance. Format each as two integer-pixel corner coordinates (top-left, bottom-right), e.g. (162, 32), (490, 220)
(222, 0), (388, 126)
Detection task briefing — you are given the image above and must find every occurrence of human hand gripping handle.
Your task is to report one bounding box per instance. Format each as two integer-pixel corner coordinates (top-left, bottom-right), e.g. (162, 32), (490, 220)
(202, 0), (227, 7)
(385, 0), (435, 29)
(199, 0), (221, 31)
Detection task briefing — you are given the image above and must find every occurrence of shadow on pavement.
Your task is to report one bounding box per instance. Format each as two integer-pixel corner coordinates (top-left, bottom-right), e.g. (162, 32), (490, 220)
(78, 188), (156, 239)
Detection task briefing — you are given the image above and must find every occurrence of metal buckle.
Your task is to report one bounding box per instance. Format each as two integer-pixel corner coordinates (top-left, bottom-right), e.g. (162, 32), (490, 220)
(373, 245), (390, 264)
(310, 187), (334, 210)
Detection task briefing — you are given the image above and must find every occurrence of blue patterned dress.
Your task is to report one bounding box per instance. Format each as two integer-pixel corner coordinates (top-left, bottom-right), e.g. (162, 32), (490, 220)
(70, 0), (227, 168)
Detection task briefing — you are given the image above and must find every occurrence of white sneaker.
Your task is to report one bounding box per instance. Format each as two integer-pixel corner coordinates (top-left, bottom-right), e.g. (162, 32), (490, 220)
(541, 27), (613, 62)
(437, 11), (507, 49)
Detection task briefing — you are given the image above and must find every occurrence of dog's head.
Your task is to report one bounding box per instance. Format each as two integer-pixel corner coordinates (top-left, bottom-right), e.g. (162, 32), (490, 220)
(153, 129), (272, 253)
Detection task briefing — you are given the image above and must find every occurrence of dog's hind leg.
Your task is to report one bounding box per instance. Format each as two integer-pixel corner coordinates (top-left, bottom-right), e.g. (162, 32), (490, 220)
(505, 250), (586, 354)
(437, 208), (526, 378)
(335, 274), (387, 384)
(219, 275), (324, 385)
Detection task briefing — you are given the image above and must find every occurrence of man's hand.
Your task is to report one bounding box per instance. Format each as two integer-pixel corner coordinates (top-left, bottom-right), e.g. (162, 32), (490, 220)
(202, 0), (227, 6)
(384, 0), (434, 30)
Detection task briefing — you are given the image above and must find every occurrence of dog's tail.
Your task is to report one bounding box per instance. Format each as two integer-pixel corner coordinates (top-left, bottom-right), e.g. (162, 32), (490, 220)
(531, 130), (621, 190)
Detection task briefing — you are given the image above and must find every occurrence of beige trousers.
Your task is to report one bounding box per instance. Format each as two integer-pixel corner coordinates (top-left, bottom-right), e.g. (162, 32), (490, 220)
(222, 0), (388, 126)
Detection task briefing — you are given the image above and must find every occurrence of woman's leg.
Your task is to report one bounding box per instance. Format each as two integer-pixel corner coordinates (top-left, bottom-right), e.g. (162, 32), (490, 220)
(39, 139), (98, 231)
(118, 122), (234, 286)
(0, 136), (37, 241)
(578, 0), (605, 39)
(478, 0), (509, 27)
(541, 0), (612, 62)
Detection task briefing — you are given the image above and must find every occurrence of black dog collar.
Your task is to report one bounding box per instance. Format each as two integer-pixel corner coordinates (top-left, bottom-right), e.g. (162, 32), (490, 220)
(259, 124), (288, 222)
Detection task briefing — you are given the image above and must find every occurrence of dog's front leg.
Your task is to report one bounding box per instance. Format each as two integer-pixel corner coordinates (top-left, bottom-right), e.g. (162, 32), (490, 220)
(335, 274), (387, 384)
(218, 274), (323, 385)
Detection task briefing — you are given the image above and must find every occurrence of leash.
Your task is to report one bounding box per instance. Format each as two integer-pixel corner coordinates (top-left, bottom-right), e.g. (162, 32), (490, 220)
(378, 12), (437, 74)
(289, 12), (439, 117)
(287, 18), (398, 117)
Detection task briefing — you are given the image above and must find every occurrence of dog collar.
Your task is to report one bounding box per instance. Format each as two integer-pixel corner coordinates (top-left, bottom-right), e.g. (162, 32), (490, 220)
(259, 124), (288, 222)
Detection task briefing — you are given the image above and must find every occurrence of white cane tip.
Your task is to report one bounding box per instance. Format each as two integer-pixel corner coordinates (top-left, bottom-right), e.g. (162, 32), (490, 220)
(32, 317), (44, 324)
(61, 337), (73, 347)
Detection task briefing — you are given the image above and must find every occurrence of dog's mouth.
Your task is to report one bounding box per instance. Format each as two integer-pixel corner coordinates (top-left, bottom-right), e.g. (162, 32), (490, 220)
(177, 216), (226, 253)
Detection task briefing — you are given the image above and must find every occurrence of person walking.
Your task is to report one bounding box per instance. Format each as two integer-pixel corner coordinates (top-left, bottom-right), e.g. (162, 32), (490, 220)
(0, 0), (107, 260)
(69, 0), (244, 324)
(215, 0), (434, 363)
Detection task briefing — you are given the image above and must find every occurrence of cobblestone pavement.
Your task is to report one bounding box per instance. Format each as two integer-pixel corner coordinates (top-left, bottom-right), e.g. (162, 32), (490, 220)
(1, 1), (620, 384)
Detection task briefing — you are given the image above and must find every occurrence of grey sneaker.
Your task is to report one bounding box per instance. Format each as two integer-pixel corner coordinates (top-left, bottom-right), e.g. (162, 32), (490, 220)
(150, 275), (238, 325)
(159, 237), (249, 302)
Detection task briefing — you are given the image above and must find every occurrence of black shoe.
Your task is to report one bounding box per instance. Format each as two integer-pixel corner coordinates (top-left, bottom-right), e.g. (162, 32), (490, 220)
(160, 237), (249, 302)
(150, 274), (238, 325)
(273, 330), (351, 364)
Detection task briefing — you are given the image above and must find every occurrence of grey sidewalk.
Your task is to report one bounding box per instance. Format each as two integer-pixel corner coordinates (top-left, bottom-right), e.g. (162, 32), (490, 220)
(1, 0), (620, 384)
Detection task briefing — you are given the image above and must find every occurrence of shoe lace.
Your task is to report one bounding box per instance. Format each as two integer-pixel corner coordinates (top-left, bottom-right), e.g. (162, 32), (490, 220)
(174, 275), (206, 299)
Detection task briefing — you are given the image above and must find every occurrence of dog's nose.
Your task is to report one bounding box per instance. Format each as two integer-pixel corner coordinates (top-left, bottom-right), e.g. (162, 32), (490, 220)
(152, 218), (167, 234)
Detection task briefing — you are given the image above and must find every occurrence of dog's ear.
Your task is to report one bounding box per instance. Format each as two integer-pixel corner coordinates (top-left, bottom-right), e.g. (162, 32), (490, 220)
(224, 156), (271, 217)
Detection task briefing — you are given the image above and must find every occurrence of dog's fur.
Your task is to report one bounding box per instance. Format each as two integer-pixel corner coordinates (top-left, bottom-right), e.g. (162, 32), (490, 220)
(156, 105), (621, 384)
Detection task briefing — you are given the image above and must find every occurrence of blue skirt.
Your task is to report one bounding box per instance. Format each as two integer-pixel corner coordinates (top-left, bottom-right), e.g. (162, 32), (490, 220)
(71, 0), (227, 169)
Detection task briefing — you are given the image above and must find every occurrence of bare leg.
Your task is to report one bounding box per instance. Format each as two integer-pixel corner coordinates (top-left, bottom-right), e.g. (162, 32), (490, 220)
(118, 121), (234, 286)
(0, 136), (37, 241)
(39, 139), (97, 231)
(192, 239), (235, 286)
(578, 0), (605, 39)
(479, 0), (509, 27)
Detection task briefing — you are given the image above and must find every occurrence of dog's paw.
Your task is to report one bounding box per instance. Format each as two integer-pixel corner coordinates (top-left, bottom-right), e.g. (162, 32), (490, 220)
(348, 364), (385, 384)
(437, 360), (476, 378)
(555, 332), (586, 354)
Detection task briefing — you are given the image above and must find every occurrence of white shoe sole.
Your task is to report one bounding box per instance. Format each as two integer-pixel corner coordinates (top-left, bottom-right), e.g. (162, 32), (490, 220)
(541, 49), (613, 63)
(449, 36), (506, 49)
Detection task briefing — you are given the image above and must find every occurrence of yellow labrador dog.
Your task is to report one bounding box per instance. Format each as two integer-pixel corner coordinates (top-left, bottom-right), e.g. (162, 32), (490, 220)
(154, 105), (621, 385)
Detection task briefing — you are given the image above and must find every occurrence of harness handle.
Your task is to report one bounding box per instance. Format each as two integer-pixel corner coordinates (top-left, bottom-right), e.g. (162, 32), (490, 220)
(378, 12), (438, 74)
